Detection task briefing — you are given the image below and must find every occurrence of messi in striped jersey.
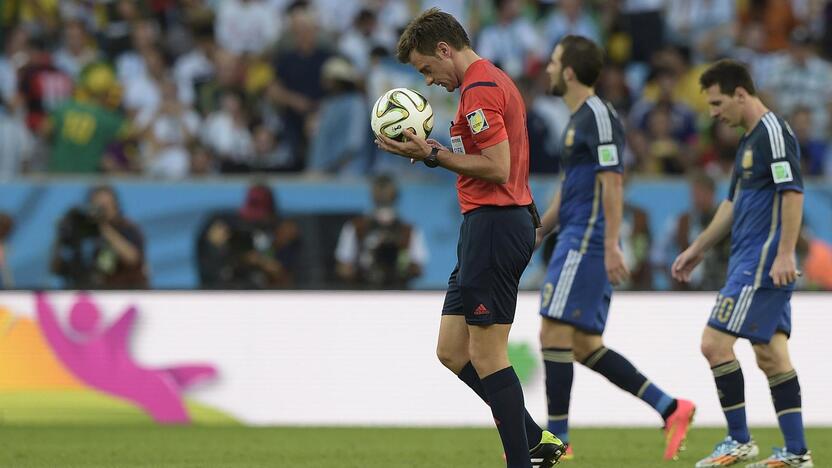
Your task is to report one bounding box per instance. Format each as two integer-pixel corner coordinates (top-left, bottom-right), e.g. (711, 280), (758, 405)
(673, 59), (812, 468)
(535, 36), (695, 462)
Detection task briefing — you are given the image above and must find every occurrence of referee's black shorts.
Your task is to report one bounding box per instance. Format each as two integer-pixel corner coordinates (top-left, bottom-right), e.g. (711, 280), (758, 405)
(442, 205), (536, 325)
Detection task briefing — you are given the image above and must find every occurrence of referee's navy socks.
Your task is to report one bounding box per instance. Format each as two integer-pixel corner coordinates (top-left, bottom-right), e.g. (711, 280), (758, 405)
(582, 346), (675, 418)
(542, 347), (573, 443)
(712, 360), (750, 443)
(769, 370), (807, 454)
(458, 362), (542, 449)
(481, 366), (532, 468)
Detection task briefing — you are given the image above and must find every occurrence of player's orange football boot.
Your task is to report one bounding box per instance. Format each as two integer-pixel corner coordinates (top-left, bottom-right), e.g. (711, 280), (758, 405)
(664, 399), (696, 460)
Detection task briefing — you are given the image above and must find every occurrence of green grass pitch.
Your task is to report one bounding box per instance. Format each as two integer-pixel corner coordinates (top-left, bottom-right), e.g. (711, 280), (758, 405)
(0, 426), (828, 467)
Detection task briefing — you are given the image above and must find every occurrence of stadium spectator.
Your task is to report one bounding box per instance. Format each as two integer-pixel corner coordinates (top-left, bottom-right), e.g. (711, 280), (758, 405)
(173, 22), (216, 107)
(335, 174), (428, 289)
(17, 36), (73, 132)
(247, 122), (293, 172)
(596, 64), (633, 116)
(476, 0), (541, 79)
(698, 119), (741, 177)
(518, 76), (558, 174)
(0, 26), (27, 105)
(664, 0), (736, 61)
(270, 5), (332, 170)
(802, 232), (832, 290)
(197, 183), (300, 289)
(44, 63), (128, 174)
(763, 27), (832, 141)
(199, 89), (254, 170)
(188, 143), (216, 176)
(116, 18), (160, 90)
(621, 198), (653, 290)
(644, 45), (709, 114)
(307, 56), (371, 175)
(215, 0), (279, 56)
(122, 48), (169, 121)
(53, 19), (99, 79)
(0, 99), (35, 179)
(51, 185), (148, 289)
(628, 67), (697, 172)
(196, 47), (244, 115)
(96, 0), (146, 59)
(731, 21), (781, 90)
(738, 0), (798, 52)
(790, 106), (828, 176)
(138, 77), (200, 179)
(338, 9), (384, 74)
(618, 0), (665, 63)
(0, 212), (13, 288)
(540, 0), (601, 53)
(664, 171), (730, 290)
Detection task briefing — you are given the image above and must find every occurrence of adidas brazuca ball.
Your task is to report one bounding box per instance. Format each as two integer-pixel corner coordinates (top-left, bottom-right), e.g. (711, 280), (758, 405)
(371, 88), (434, 142)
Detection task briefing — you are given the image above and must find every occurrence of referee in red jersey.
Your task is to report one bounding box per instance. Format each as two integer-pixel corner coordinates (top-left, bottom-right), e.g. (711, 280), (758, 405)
(375, 9), (564, 468)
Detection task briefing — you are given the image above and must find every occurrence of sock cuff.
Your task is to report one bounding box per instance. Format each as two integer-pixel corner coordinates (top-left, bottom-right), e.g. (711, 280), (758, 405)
(712, 360), (742, 377)
(542, 347), (574, 363)
(481, 366), (520, 393)
(459, 361), (477, 377)
(768, 369), (798, 387)
(581, 346), (608, 368)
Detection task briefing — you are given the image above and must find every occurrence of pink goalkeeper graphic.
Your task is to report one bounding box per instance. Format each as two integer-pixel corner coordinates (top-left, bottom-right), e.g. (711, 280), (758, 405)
(35, 292), (218, 424)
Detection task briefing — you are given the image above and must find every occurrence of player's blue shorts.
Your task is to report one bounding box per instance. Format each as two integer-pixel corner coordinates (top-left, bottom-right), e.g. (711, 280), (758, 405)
(539, 247), (612, 334)
(442, 205), (536, 325)
(707, 281), (792, 344)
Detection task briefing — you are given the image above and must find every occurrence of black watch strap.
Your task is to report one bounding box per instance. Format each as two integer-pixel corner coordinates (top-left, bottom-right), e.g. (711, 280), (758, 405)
(424, 147), (440, 168)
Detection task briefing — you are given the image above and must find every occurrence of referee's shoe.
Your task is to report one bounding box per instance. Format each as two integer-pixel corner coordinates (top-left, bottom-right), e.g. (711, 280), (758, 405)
(531, 431), (566, 467)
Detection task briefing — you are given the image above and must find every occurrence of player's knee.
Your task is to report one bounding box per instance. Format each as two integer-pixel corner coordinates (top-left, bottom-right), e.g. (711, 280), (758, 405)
(753, 347), (787, 376)
(573, 343), (598, 363)
(468, 344), (502, 376)
(436, 344), (468, 373)
(700, 339), (733, 365)
(573, 333), (602, 362)
(539, 319), (574, 348)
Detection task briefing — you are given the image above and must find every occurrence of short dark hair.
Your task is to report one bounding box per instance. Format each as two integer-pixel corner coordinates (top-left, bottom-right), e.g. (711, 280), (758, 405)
(396, 8), (470, 63)
(558, 35), (604, 87)
(699, 59), (756, 96)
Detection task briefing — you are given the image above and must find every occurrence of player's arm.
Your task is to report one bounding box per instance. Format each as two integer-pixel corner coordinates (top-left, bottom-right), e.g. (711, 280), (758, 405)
(430, 138), (509, 184)
(598, 171), (629, 285)
(671, 199), (733, 283)
(768, 119), (805, 286)
(535, 185), (561, 249)
(770, 190), (803, 286)
(376, 130), (509, 184)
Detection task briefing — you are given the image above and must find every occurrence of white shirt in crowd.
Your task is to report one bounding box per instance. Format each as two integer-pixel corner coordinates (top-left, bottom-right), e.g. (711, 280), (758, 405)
(200, 112), (254, 162)
(216, 0), (280, 55)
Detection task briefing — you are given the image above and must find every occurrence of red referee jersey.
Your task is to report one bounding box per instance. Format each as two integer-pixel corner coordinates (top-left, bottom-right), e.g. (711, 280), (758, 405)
(450, 59), (532, 213)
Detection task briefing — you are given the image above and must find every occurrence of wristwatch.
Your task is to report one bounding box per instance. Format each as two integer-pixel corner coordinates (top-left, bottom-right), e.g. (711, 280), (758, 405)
(424, 146), (440, 168)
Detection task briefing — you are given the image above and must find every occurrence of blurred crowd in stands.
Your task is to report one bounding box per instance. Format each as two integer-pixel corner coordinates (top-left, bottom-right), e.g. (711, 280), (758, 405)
(1, 0), (831, 180)
(1, 0), (832, 291)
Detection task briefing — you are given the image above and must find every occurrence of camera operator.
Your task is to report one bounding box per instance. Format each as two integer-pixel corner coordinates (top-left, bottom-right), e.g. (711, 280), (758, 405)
(197, 183), (300, 289)
(51, 185), (148, 289)
(335, 174), (428, 289)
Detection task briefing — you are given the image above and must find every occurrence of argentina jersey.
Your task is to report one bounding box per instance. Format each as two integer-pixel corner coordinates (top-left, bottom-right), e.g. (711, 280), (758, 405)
(726, 112), (803, 290)
(556, 95), (625, 255)
(538, 96), (624, 333)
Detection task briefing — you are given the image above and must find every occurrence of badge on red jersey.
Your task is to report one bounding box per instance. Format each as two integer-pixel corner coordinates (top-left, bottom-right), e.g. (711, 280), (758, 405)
(466, 108), (489, 134)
